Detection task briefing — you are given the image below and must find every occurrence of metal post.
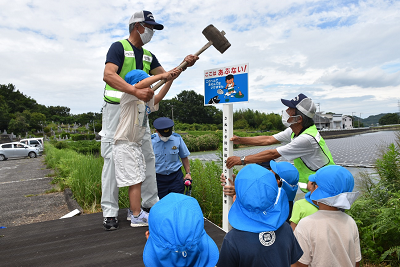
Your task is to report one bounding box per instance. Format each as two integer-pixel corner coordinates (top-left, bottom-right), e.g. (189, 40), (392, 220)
(171, 105), (174, 132)
(222, 104), (233, 232)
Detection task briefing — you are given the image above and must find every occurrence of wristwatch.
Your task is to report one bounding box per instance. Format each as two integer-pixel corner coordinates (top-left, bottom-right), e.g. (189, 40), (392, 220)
(241, 156), (246, 165)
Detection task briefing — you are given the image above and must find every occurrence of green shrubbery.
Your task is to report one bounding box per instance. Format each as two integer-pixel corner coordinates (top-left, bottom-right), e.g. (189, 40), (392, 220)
(51, 140), (100, 155)
(347, 134), (400, 266)
(181, 134), (220, 152)
(70, 133), (95, 141)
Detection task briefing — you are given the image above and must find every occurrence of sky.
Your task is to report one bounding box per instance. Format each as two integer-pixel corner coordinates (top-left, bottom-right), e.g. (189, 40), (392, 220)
(1, 0), (400, 119)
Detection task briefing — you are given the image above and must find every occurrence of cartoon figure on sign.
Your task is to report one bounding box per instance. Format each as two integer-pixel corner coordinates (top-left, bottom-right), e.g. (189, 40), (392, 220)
(208, 95), (221, 104)
(224, 74), (236, 97)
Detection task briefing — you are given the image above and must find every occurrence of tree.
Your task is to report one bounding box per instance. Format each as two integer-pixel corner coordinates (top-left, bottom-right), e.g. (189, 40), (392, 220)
(30, 112), (46, 130)
(234, 119), (250, 129)
(0, 95), (10, 131)
(379, 113), (399, 125)
(149, 90), (223, 125)
(8, 114), (29, 135)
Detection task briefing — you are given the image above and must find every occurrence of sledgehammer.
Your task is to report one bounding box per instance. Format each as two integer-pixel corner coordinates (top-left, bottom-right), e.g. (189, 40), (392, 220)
(151, 24), (231, 91)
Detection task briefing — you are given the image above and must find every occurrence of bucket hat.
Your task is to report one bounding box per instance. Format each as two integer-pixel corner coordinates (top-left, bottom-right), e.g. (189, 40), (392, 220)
(143, 193), (219, 267)
(270, 160), (299, 201)
(309, 165), (360, 209)
(229, 164), (289, 233)
(124, 69), (150, 85)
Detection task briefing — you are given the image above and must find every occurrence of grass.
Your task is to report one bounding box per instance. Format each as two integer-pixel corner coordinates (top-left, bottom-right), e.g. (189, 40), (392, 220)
(43, 142), (226, 223)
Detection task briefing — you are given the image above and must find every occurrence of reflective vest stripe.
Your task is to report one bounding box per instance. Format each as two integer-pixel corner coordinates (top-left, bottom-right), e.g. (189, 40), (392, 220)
(104, 90), (123, 99)
(298, 182), (308, 189)
(103, 39), (152, 103)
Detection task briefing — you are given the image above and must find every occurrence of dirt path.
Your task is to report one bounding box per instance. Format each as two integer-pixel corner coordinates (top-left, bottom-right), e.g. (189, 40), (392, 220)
(0, 156), (70, 227)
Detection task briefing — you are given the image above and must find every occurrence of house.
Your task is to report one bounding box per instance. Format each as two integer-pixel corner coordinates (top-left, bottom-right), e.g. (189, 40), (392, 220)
(342, 115), (353, 129)
(314, 114), (354, 130)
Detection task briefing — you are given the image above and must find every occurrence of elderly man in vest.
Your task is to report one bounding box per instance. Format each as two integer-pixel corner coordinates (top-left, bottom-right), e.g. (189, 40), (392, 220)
(100, 10), (198, 230)
(226, 93), (335, 193)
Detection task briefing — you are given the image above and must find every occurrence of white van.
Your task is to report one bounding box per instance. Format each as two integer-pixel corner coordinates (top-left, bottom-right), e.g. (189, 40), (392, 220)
(20, 138), (44, 152)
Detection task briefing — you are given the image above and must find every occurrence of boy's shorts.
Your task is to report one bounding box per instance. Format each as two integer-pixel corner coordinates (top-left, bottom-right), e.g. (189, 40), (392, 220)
(113, 142), (146, 188)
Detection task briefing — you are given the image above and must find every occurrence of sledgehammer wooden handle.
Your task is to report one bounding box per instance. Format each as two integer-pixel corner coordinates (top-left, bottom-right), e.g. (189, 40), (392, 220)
(151, 32), (225, 92)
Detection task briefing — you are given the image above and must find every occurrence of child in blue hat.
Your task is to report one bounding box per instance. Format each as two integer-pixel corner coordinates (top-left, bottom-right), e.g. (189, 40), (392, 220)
(293, 165), (361, 266)
(143, 193), (219, 267)
(113, 68), (180, 228)
(269, 160), (299, 222)
(220, 160), (299, 219)
(217, 164), (303, 267)
(289, 181), (319, 231)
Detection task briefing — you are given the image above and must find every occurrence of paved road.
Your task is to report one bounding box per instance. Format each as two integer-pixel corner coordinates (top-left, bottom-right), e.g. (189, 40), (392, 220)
(189, 130), (398, 167)
(0, 157), (69, 227)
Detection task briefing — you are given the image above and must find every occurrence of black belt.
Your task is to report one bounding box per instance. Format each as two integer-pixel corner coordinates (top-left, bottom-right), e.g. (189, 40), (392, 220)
(104, 99), (120, 105)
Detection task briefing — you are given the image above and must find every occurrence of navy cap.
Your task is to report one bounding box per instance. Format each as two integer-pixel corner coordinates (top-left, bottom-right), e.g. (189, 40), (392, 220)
(153, 117), (174, 137)
(281, 93), (316, 118)
(129, 11), (164, 30)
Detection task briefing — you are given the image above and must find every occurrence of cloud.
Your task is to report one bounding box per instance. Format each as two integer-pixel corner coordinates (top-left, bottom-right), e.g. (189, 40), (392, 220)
(0, 0), (399, 119)
(317, 68), (400, 88)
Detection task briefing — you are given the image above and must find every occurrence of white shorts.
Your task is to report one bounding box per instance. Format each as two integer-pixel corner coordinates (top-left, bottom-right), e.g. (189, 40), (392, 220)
(113, 142), (146, 188)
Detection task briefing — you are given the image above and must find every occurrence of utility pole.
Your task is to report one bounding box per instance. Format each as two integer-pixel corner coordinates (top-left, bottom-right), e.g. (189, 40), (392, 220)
(398, 100), (400, 124)
(316, 103), (320, 129)
(352, 112), (356, 128)
(359, 113), (362, 128)
(171, 105), (174, 131)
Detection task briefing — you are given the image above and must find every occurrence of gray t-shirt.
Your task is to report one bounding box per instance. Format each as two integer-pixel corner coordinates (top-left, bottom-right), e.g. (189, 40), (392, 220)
(273, 127), (329, 171)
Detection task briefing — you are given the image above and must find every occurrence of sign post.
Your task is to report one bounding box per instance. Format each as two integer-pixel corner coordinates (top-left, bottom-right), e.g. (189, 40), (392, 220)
(222, 104), (233, 232)
(204, 63), (249, 232)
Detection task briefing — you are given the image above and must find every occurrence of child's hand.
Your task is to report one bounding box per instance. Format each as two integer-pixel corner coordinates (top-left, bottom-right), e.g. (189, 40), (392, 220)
(220, 173), (236, 197)
(169, 68), (182, 80)
(161, 72), (173, 82)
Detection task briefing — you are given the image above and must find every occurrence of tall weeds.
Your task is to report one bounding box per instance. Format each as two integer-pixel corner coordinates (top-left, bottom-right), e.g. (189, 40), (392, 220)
(44, 143), (226, 225)
(347, 132), (400, 266)
(44, 143), (129, 211)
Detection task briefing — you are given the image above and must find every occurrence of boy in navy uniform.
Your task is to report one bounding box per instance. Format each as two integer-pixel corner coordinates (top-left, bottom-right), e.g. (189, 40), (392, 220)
(217, 164), (303, 267)
(151, 117), (191, 199)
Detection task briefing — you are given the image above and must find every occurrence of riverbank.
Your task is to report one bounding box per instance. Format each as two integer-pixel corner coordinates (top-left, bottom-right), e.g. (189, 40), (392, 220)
(320, 126), (399, 139)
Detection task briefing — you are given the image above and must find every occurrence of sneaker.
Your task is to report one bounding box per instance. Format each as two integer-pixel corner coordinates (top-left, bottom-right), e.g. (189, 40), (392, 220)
(103, 217), (119, 231)
(130, 209), (149, 227)
(127, 209), (133, 221)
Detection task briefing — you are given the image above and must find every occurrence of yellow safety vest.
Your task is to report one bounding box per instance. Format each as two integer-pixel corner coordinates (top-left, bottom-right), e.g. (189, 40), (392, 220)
(103, 39), (153, 103)
(292, 125), (335, 192)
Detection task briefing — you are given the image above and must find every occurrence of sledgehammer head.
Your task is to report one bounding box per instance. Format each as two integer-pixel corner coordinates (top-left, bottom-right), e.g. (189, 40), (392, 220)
(202, 24), (231, 54)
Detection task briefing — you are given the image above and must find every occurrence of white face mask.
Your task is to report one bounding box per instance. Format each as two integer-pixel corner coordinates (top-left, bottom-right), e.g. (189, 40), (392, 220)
(160, 136), (170, 142)
(281, 111), (300, 127)
(137, 24), (154, 45)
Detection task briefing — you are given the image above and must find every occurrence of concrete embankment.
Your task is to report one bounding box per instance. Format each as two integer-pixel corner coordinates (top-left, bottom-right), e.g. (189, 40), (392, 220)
(320, 126), (399, 139)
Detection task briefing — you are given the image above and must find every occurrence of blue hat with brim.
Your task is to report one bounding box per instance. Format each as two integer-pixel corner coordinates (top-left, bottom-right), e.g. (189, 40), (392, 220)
(153, 117), (174, 130)
(125, 69), (150, 85)
(270, 160), (299, 201)
(229, 164), (289, 233)
(143, 193), (219, 267)
(309, 165), (354, 201)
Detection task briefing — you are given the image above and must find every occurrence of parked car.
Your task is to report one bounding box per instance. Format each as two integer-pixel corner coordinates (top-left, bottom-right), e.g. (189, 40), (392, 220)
(19, 138), (44, 152)
(0, 142), (41, 161)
